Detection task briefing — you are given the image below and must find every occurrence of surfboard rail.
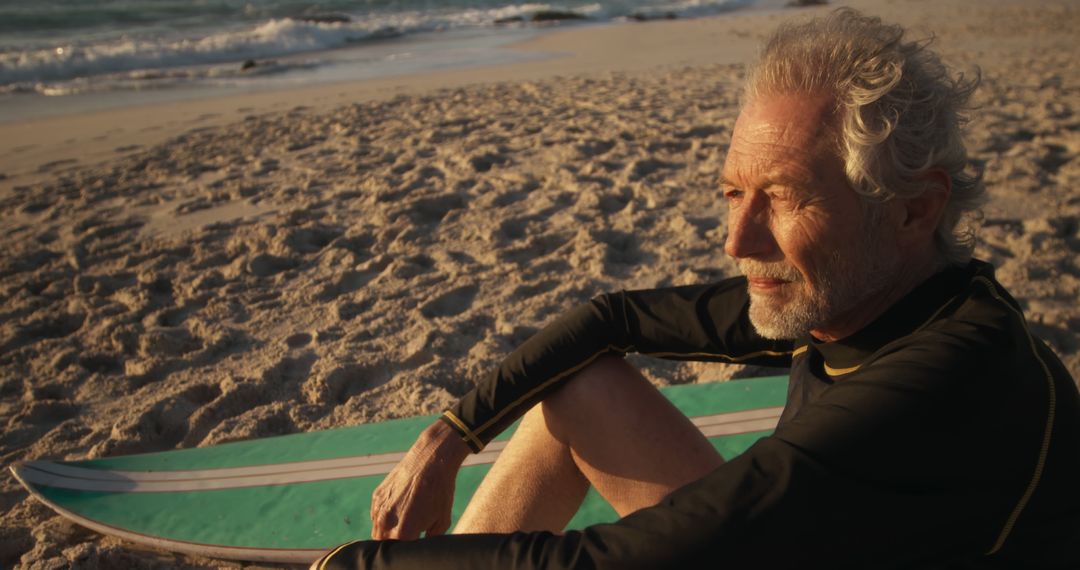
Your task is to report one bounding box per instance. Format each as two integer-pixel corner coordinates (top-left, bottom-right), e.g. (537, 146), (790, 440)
(11, 376), (789, 563)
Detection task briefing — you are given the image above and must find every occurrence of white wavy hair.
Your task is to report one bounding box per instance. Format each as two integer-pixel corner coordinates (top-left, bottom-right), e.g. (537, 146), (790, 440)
(744, 8), (985, 265)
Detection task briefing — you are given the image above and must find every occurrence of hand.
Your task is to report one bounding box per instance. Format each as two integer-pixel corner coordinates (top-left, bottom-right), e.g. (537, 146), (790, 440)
(370, 419), (471, 540)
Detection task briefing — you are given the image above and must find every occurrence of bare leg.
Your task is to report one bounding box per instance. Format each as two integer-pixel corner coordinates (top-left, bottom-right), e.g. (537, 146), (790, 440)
(454, 356), (724, 533)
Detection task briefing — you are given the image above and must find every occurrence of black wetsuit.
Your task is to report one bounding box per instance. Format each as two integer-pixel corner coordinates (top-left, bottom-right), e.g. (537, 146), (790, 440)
(317, 260), (1080, 569)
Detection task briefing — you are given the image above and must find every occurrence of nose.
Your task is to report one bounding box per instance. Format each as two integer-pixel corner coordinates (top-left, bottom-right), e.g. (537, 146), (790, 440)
(724, 193), (777, 259)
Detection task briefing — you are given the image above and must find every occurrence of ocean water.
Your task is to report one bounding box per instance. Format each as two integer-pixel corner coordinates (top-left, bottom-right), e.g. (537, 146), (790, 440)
(0, 0), (754, 119)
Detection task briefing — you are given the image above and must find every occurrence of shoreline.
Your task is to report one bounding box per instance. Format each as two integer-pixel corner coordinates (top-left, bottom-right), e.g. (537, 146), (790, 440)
(0, 25), (554, 125)
(0, 2), (790, 196)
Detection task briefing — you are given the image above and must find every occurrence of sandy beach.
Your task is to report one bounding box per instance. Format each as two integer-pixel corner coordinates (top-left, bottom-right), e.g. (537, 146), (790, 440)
(1, 0), (1078, 567)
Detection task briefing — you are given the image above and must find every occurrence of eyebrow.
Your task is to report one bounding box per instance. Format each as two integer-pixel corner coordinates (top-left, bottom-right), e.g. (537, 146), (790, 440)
(720, 169), (815, 190)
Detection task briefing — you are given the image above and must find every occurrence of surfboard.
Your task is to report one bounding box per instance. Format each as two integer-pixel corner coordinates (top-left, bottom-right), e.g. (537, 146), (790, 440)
(10, 375), (788, 564)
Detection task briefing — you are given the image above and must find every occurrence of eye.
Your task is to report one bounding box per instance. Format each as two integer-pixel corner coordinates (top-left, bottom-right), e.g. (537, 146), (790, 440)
(722, 187), (744, 203)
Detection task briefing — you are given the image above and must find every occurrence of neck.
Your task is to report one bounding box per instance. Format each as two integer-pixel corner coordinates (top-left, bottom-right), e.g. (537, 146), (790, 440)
(809, 252), (946, 343)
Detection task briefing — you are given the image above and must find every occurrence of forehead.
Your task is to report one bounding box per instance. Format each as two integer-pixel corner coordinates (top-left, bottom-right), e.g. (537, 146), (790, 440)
(723, 93), (838, 185)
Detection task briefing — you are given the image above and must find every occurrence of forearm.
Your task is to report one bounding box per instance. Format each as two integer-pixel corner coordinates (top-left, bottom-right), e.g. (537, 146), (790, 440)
(441, 297), (633, 452)
(441, 280), (792, 452)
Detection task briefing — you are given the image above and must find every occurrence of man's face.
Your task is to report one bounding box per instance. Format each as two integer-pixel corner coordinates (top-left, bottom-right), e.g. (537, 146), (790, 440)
(721, 92), (895, 340)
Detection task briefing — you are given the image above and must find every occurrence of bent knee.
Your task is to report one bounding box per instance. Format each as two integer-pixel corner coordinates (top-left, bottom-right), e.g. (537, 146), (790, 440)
(543, 355), (648, 413)
(552, 354), (635, 392)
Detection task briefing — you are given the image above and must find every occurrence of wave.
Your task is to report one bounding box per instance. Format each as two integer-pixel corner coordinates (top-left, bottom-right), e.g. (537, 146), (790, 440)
(0, 0), (748, 94)
(2, 18), (394, 87)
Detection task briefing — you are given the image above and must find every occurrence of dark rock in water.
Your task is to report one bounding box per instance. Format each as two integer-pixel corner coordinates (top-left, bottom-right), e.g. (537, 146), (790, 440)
(345, 26), (403, 43)
(241, 59), (257, 71)
(293, 13), (351, 24)
(531, 10), (586, 22)
(495, 16), (525, 24)
(629, 12), (678, 21)
(786, 0), (828, 6)
(367, 26), (402, 40)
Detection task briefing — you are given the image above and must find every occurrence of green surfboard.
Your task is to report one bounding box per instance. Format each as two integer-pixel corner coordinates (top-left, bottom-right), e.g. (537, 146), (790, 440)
(11, 376), (788, 564)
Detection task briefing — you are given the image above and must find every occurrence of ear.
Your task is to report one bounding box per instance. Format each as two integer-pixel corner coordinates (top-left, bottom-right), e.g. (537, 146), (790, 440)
(897, 168), (951, 246)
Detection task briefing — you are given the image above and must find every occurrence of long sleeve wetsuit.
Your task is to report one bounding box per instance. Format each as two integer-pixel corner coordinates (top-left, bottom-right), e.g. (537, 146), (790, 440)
(318, 260), (1080, 569)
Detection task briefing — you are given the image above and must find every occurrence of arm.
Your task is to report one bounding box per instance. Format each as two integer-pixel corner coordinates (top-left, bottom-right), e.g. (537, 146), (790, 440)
(443, 278), (794, 452)
(371, 278), (791, 540)
(329, 351), (1040, 569)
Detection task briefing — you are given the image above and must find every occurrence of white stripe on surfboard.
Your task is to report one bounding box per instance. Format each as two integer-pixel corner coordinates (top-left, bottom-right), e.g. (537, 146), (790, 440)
(9, 467), (325, 564)
(21, 406), (781, 483)
(14, 406), (782, 493)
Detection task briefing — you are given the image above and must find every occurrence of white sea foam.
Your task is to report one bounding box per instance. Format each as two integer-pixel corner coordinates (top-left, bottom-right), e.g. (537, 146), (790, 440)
(0, 0), (747, 95)
(2, 19), (387, 87)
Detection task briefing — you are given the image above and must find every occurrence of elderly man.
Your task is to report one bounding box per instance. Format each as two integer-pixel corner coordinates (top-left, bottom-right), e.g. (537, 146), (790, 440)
(314, 9), (1080, 569)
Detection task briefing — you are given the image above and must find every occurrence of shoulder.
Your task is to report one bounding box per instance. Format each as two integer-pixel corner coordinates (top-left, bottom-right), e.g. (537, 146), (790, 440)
(867, 261), (1032, 378)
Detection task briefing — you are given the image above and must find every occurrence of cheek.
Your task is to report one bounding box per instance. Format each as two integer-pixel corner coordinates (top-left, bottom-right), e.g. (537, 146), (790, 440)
(773, 216), (833, 276)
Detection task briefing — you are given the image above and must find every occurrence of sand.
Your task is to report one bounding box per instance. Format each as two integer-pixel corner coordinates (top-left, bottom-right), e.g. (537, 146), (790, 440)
(1, 0), (1078, 567)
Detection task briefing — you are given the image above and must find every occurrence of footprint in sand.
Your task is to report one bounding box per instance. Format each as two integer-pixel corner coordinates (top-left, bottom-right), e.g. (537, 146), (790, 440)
(247, 253), (299, 277)
(420, 285), (479, 319)
(20, 200), (55, 214)
(627, 158), (679, 181)
(498, 217), (529, 241)
(575, 139), (616, 158)
(285, 225), (343, 254)
(285, 332), (313, 348)
(139, 327), (202, 358)
(178, 380), (265, 447)
(331, 233), (376, 257)
(1038, 143), (1070, 174)
(395, 194), (468, 225)
(469, 152), (509, 173)
(200, 403), (297, 445)
(490, 189), (528, 208)
(511, 280), (559, 300)
(318, 269), (380, 301)
(598, 188), (633, 213)
(37, 158), (78, 173)
(497, 233), (572, 265)
(2, 249), (60, 279)
(78, 354), (124, 375)
(335, 299), (373, 321)
(304, 362), (393, 405)
(3, 312), (86, 354)
(391, 254), (436, 279)
(676, 125), (725, 139)
(93, 383), (215, 455)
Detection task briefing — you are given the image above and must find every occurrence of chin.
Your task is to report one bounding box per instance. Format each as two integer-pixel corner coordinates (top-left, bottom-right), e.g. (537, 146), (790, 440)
(748, 306), (805, 340)
(748, 292), (824, 340)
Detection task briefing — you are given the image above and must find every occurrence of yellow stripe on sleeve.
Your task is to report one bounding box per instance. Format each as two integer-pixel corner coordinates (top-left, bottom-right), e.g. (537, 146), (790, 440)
(442, 410), (485, 452)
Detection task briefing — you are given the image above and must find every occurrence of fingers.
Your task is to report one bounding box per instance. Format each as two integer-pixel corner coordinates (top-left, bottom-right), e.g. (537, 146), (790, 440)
(390, 511), (426, 540)
(427, 512), (452, 537)
(370, 486), (387, 538)
(372, 508), (404, 540)
(369, 450), (458, 541)
(370, 484), (403, 539)
(371, 486), (418, 540)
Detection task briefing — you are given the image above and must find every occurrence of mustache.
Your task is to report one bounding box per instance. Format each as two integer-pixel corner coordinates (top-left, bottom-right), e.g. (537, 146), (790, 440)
(738, 260), (801, 281)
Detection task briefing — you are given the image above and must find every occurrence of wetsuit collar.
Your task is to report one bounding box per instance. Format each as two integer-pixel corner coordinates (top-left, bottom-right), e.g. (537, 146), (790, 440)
(808, 260), (982, 377)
